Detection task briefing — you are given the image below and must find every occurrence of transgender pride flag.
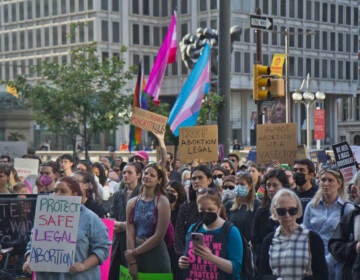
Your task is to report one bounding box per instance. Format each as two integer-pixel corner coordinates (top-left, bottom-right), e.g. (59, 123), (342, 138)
(168, 43), (210, 137)
(144, 11), (177, 104)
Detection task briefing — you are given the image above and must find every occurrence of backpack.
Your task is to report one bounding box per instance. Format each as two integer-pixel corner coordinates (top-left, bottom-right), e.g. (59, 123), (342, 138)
(130, 195), (174, 247)
(191, 221), (256, 279)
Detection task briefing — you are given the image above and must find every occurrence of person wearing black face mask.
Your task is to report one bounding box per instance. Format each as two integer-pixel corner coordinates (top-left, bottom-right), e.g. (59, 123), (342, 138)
(166, 181), (186, 280)
(178, 190), (243, 280)
(293, 159), (318, 223)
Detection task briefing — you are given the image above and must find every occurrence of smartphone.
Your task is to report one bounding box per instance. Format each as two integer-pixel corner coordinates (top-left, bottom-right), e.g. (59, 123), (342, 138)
(191, 232), (204, 246)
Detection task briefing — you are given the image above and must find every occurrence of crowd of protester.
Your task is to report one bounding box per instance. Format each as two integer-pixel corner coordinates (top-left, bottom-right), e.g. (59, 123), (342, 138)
(1, 145), (360, 279)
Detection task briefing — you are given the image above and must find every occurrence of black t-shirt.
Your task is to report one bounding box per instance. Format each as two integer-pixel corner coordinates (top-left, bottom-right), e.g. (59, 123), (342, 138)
(295, 184), (318, 223)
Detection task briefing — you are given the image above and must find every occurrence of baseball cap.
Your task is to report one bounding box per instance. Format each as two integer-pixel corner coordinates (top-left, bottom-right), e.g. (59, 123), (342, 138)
(134, 150), (149, 162)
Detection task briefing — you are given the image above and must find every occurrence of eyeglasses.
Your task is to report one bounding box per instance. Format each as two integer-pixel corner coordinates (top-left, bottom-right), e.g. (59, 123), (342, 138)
(223, 185), (235, 190)
(197, 187), (218, 195)
(191, 175), (204, 181)
(212, 174), (223, 180)
(275, 207), (298, 216)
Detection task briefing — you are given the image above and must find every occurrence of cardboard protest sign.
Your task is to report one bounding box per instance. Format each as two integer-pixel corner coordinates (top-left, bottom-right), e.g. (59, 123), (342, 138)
(179, 125), (218, 163)
(130, 107), (168, 135)
(350, 145), (360, 163)
(14, 158), (39, 179)
(0, 141), (27, 159)
(0, 195), (37, 275)
(256, 123), (297, 165)
(30, 195), (81, 272)
(332, 142), (357, 183)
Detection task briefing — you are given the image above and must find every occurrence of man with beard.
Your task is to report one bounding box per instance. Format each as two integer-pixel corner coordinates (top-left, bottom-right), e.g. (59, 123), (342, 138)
(293, 158), (318, 223)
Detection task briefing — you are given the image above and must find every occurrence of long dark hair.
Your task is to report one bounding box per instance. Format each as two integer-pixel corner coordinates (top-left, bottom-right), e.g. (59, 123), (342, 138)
(261, 168), (289, 208)
(189, 165), (216, 202)
(168, 180), (186, 209)
(92, 162), (107, 186)
(57, 176), (82, 196)
(73, 171), (102, 203)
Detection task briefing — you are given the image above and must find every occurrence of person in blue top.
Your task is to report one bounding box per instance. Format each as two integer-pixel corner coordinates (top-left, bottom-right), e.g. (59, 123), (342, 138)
(178, 187), (243, 280)
(303, 166), (354, 280)
(22, 176), (111, 280)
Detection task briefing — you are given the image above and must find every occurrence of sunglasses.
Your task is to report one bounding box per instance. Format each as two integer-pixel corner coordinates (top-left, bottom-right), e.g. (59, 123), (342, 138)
(275, 207), (298, 216)
(223, 185), (235, 190)
(191, 175), (205, 181)
(197, 187), (218, 195)
(212, 174), (223, 180)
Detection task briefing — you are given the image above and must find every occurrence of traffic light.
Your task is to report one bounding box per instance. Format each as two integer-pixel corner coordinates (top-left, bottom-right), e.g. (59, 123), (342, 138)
(269, 78), (285, 98)
(253, 64), (271, 101)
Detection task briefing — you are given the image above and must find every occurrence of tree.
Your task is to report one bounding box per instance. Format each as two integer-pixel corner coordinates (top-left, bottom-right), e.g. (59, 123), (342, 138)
(197, 92), (223, 125)
(13, 42), (133, 159)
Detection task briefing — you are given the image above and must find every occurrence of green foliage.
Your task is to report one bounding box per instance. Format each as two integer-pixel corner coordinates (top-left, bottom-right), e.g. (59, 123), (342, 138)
(197, 92), (223, 125)
(12, 42), (133, 158)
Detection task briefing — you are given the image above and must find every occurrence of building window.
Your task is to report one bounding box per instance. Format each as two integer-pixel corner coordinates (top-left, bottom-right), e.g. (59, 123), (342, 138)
(133, 54), (140, 69)
(330, 60), (335, 79)
(4, 34), (9, 51)
(102, 52), (109, 61)
(19, 2), (25, 20)
(306, 0), (312, 20)
(113, 22), (120, 43)
(133, 0), (139, 14)
(289, 1), (295, 18)
(112, 0), (119, 11)
(346, 34), (350, 52)
(338, 5), (343, 24)
(338, 33), (343, 52)
(314, 59), (319, 78)
(53, 26), (58, 45)
(61, 0), (66, 13)
(298, 0), (303, 19)
(162, 0), (168, 16)
(70, 0), (75, 12)
(28, 30), (33, 49)
(314, 2), (320, 21)
(171, 62), (178, 75)
(88, 0), (93, 10)
(36, 29), (42, 48)
(45, 27), (50, 47)
(289, 56), (295, 76)
(272, 25), (277, 45)
(79, 24), (85, 42)
(12, 33), (17, 50)
(346, 61), (350, 80)
(314, 33), (319, 49)
(210, 0), (217, 10)
(133, 24), (140, 44)
(36, 0), (41, 18)
(200, 0), (207, 11)
(354, 35), (359, 53)
(306, 58), (311, 74)
(322, 3), (327, 22)
(322, 31), (327, 50)
(210, 19), (217, 29)
(143, 0), (150, 15)
(289, 27), (295, 47)
(88, 22), (94, 41)
(354, 8), (359, 26)
(101, 21), (108, 41)
(79, 0), (84, 11)
(200, 21), (206, 28)
(271, 0), (277, 15)
(181, 23), (188, 37)
(330, 4), (336, 23)
(263, 32), (268, 45)
(353, 62), (358, 80)
(20, 31), (25, 49)
(27, 1), (33, 20)
(61, 25), (67, 44)
(263, 0), (269, 14)
(280, 27), (286, 46)
(53, 0), (58, 15)
(234, 52), (241, 72)
(143, 25), (150, 45)
(154, 26), (160, 46)
(338, 61), (343, 79)
(144, 55), (150, 74)
(101, 1), (108, 10)
(244, 53), (250, 73)
(346, 6), (351, 25)
(330, 32), (335, 51)
(322, 60), (327, 78)
(244, 28), (250, 43)
(181, 0), (188, 14)
(280, 0), (286, 17)
(153, 0), (160, 16)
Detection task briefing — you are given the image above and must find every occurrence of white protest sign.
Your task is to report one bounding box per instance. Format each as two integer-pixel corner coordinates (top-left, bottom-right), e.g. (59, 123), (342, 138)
(29, 195), (81, 272)
(14, 158), (39, 179)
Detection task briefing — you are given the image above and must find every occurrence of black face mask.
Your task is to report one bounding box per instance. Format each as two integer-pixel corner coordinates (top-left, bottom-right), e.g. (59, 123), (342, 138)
(294, 173), (307, 186)
(199, 212), (218, 226)
(167, 193), (177, 204)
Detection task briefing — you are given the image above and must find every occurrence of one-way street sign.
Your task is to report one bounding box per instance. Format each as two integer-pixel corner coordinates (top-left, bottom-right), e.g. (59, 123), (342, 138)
(250, 15), (273, 30)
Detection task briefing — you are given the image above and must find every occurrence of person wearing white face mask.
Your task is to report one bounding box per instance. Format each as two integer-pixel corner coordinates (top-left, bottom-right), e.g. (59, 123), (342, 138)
(229, 172), (260, 242)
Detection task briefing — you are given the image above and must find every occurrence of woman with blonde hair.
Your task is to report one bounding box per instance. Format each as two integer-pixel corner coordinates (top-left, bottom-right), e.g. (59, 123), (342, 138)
(229, 171), (260, 242)
(258, 188), (328, 279)
(303, 166), (354, 279)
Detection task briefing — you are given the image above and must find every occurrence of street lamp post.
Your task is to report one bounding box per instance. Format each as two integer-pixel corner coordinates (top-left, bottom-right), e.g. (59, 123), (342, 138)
(291, 74), (325, 151)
